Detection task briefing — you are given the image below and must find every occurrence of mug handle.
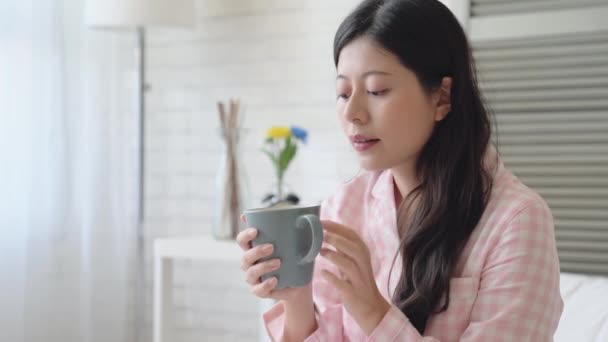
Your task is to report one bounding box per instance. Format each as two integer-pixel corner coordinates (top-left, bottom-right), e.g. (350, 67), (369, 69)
(296, 214), (324, 264)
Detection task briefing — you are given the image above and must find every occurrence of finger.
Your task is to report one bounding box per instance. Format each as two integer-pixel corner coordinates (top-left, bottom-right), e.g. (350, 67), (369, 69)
(321, 220), (360, 241)
(321, 269), (351, 295)
(250, 277), (278, 298)
(245, 259), (281, 285)
(323, 232), (369, 266)
(236, 228), (257, 251)
(322, 221), (370, 263)
(320, 248), (360, 285)
(241, 243), (274, 271)
(324, 231), (362, 261)
(240, 214), (247, 224)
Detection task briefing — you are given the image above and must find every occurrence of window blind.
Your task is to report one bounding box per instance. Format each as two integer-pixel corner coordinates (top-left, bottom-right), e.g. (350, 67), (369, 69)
(471, 5), (608, 275)
(471, 0), (608, 17)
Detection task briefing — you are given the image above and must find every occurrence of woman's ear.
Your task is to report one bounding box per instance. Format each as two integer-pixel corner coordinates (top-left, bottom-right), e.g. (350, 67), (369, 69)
(434, 77), (452, 122)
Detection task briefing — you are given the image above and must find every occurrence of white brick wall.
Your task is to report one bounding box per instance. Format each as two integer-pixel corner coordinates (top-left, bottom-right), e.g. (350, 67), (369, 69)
(142, 1), (360, 341)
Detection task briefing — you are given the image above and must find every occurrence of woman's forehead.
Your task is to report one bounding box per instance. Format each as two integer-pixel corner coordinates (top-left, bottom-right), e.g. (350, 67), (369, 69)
(339, 38), (393, 62)
(337, 38), (413, 81)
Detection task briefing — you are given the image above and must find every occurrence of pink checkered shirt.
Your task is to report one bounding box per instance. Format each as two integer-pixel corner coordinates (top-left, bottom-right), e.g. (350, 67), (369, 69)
(263, 147), (563, 341)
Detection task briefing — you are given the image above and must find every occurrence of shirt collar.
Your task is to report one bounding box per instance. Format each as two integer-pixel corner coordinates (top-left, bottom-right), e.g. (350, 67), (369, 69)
(371, 168), (395, 203)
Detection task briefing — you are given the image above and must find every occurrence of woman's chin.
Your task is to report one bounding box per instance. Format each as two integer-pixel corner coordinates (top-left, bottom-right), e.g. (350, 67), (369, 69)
(359, 159), (388, 172)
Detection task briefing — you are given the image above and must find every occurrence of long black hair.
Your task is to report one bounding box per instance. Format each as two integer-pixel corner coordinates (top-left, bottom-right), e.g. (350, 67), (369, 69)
(334, 0), (494, 334)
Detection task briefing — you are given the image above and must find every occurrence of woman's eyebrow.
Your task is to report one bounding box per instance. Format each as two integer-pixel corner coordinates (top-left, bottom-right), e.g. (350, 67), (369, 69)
(336, 70), (392, 80)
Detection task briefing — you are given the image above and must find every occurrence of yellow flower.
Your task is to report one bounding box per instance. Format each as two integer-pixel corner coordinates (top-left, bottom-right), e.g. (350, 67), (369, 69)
(266, 126), (291, 139)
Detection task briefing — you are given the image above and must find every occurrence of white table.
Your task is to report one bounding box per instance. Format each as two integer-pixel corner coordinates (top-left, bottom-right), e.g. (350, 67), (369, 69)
(153, 236), (243, 342)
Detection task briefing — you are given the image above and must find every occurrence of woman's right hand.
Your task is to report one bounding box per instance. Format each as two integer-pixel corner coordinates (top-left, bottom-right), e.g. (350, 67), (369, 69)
(236, 215), (312, 302)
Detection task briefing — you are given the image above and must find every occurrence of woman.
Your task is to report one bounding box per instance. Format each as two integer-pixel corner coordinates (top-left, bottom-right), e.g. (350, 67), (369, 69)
(237, 0), (563, 340)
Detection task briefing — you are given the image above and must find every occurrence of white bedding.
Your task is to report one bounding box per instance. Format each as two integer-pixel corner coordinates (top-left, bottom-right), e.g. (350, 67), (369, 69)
(554, 272), (608, 342)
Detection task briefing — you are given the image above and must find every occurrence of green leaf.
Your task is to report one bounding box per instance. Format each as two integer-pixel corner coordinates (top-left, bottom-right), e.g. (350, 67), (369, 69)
(278, 140), (297, 175)
(288, 143), (297, 166)
(261, 148), (278, 167)
(278, 142), (290, 170)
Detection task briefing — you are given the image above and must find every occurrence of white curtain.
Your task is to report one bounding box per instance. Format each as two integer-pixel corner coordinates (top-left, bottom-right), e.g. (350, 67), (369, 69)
(0, 0), (139, 341)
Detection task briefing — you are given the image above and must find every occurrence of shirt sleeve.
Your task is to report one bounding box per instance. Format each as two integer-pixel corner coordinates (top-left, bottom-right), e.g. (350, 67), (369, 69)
(368, 199), (563, 341)
(458, 200), (564, 341)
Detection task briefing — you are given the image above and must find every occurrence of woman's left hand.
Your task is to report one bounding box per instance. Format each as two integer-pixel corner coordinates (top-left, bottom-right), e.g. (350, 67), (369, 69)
(320, 220), (392, 336)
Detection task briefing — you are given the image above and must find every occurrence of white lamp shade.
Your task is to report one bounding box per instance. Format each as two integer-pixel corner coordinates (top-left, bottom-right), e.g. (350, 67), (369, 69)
(86, 0), (195, 28)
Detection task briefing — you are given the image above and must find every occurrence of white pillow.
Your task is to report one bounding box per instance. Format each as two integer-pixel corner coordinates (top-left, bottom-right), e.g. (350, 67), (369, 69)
(555, 272), (608, 342)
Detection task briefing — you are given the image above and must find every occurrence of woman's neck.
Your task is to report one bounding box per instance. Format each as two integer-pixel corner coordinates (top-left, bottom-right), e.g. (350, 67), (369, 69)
(390, 162), (421, 209)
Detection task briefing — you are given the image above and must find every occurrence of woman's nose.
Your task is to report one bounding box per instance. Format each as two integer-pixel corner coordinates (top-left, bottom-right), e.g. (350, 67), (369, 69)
(343, 94), (369, 125)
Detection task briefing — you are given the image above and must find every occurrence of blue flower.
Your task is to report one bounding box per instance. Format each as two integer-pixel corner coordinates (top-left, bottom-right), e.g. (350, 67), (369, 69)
(290, 126), (308, 144)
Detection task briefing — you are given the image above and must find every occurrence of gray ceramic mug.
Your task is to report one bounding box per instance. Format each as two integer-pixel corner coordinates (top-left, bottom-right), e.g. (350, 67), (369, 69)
(243, 205), (323, 289)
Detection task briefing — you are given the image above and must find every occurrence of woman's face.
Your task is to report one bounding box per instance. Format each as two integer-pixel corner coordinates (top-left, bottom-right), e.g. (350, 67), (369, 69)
(336, 37), (449, 171)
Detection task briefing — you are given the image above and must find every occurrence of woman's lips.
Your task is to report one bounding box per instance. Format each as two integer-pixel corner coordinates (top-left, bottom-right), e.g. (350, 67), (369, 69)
(352, 139), (380, 152)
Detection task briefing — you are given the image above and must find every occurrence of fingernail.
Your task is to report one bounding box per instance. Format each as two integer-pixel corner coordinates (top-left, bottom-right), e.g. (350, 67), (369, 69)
(269, 277), (277, 285)
(263, 244), (273, 253)
(247, 228), (256, 236)
(271, 259), (281, 268)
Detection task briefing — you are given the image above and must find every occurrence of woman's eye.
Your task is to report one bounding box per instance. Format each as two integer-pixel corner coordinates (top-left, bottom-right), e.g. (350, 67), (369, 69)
(336, 93), (350, 100)
(368, 89), (388, 96)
